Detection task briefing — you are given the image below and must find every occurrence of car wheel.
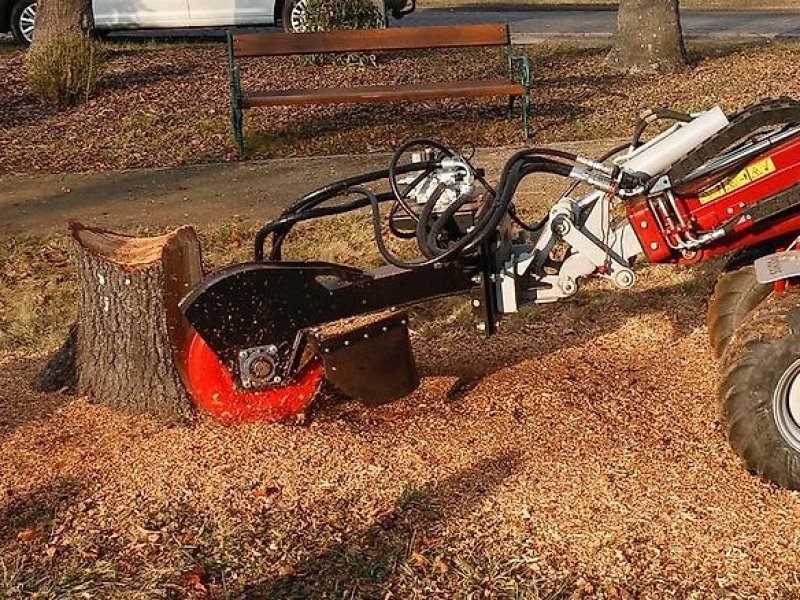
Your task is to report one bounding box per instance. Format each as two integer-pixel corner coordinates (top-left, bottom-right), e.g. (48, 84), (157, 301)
(282, 0), (309, 33)
(10, 0), (37, 45)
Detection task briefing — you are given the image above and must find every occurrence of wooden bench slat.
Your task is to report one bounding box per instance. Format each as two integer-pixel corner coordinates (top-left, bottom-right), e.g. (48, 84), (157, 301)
(233, 23), (510, 57)
(241, 78), (525, 108)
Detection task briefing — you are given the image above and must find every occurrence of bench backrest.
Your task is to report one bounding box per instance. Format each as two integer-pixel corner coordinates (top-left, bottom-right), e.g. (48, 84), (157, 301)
(231, 23), (511, 58)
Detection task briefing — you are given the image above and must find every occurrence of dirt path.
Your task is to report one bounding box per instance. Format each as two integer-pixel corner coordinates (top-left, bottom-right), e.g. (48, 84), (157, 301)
(0, 141), (617, 237)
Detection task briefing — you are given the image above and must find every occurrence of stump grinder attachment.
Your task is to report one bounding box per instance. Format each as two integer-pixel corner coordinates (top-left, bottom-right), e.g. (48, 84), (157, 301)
(180, 98), (800, 433)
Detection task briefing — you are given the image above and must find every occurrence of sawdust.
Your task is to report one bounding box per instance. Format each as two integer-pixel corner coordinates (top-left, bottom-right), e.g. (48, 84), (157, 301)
(2, 258), (800, 597)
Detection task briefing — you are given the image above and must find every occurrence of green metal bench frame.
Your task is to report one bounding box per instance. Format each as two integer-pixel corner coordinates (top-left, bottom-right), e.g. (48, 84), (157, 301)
(226, 25), (532, 154)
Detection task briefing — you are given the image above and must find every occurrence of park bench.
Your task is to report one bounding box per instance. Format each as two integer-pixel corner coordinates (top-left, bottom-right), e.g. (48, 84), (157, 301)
(226, 23), (532, 153)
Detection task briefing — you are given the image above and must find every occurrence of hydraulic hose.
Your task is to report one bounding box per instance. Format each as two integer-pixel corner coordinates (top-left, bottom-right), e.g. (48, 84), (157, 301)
(358, 154), (576, 269)
(256, 143), (581, 267)
(255, 161), (436, 260)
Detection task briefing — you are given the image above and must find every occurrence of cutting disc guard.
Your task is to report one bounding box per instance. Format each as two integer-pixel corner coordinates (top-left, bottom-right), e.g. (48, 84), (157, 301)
(185, 332), (325, 424)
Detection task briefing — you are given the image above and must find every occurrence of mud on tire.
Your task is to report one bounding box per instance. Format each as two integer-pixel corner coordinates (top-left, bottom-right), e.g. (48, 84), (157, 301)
(708, 248), (774, 358)
(720, 290), (800, 489)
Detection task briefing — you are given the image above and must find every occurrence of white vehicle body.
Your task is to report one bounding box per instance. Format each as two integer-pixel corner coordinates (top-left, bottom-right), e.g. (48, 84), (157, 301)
(4, 0), (409, 44)
(91, 0), (277, 29)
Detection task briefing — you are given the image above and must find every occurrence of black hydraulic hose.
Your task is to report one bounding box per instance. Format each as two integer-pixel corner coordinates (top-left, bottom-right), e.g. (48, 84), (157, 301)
(388, 138), (455, 224)
(456, 156), (574, 251)
(259, 190), (396, 260)
(415, 183), (447, 258)
(425, 192), (479, 254)
(631, 108), (693, 148)
(258, 145), (580, 265)
(360, 155), (576, 269)
(388, 202), (418, 239)
(254, 161), (436, 261)
(559, 141), (631, 202)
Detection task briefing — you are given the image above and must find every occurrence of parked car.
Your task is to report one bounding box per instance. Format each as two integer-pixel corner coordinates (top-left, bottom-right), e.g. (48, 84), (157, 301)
(1, 0), (415, 44)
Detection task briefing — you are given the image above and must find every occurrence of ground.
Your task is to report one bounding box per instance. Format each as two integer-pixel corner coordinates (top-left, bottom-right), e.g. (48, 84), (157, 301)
(3, 146), (800, 598)
(2, 40), (800, 175)
(3, 32), (800, 599)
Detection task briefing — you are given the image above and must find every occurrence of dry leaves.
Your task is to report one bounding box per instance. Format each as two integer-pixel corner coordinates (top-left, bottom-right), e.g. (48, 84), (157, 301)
(1, 41), (799, 175)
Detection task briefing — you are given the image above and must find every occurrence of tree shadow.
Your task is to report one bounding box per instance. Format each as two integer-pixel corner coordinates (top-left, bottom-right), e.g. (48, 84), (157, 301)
(0, 478), (83, 546)
(0, 355), (73, 442)
(235, 450), (561, 598)
(417, 266), (719, 401)
(99, 63), (196, 93)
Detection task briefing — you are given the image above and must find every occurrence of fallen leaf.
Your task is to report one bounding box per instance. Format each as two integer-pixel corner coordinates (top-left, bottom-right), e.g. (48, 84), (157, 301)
(181, 565), (208, 591)
(17, 528), (41, 542)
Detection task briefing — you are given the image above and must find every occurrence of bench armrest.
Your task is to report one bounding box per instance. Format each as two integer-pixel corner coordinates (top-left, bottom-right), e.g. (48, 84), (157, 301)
(508, 51), (531, 88)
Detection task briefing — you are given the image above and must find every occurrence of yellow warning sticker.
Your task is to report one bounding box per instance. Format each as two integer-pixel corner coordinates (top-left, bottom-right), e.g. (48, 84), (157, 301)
(698, 157), (777, 204)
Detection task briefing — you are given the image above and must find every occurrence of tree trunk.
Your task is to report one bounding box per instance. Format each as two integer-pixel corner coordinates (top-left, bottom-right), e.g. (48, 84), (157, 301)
(605, 0), (686, 74)
(42, 222), (205, 423)
(31, 0), (92, 44)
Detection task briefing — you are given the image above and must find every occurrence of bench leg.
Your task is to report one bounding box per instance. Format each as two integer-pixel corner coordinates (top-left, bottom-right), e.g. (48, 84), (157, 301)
(521, 90), (531, 140)
(232, 104), (245, 155)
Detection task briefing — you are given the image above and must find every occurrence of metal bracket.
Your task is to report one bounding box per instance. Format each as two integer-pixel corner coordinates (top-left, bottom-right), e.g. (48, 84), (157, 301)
(755, 251), (800, 284)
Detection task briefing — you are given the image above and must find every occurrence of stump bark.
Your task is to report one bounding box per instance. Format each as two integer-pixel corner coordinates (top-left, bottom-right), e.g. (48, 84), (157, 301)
(44, 222), (204, 423)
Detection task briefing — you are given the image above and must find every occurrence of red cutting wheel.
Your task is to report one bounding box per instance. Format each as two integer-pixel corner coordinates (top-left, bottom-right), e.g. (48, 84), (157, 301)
(184, 332), (325, 425)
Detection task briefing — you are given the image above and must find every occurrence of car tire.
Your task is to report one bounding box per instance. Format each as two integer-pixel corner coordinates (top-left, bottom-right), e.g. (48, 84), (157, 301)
(281, 0), (308, 33)
(720, 290), (800, 489)
(10, 0), (36, 45)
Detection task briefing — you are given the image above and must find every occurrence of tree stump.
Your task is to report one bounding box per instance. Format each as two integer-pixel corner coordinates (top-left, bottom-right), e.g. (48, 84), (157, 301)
(52, 222), (204, 423)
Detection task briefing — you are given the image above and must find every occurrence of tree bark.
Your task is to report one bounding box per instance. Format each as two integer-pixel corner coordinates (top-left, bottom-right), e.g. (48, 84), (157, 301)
(30, 0), (93, 45)
(45, 222), (204, 423)
(605, 0), (686, 74)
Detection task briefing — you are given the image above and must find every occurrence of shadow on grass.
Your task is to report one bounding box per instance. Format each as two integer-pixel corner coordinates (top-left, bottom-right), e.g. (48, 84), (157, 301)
(243, 47), (622, 155)
(0, 478), (82, 546)
(418, 265), (720, 392)
(0, 355), (73, 442)
(100, 63), (196, 93)
(235, 450), (565, 598)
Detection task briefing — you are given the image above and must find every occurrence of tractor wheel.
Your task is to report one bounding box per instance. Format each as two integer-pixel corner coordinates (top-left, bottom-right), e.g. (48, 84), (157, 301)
(720, 290), (800, 489)
(708, 249), (774, 358)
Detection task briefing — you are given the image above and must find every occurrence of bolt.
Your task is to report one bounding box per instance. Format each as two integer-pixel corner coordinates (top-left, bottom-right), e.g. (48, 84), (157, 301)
(476, 322), (486, 332)
(552, 217), (570, 237)
(471, 275), (482, 284)
(650, 241), (659, 250)
(344, 340), (350, 346)
(273, 376), (282, 384)
(472, 299), (481, 307)
(363, 333), (369, 338)
(266, 344), (278, 355)
(640, 221), (648, 229)
(614, 270), (635, 288)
